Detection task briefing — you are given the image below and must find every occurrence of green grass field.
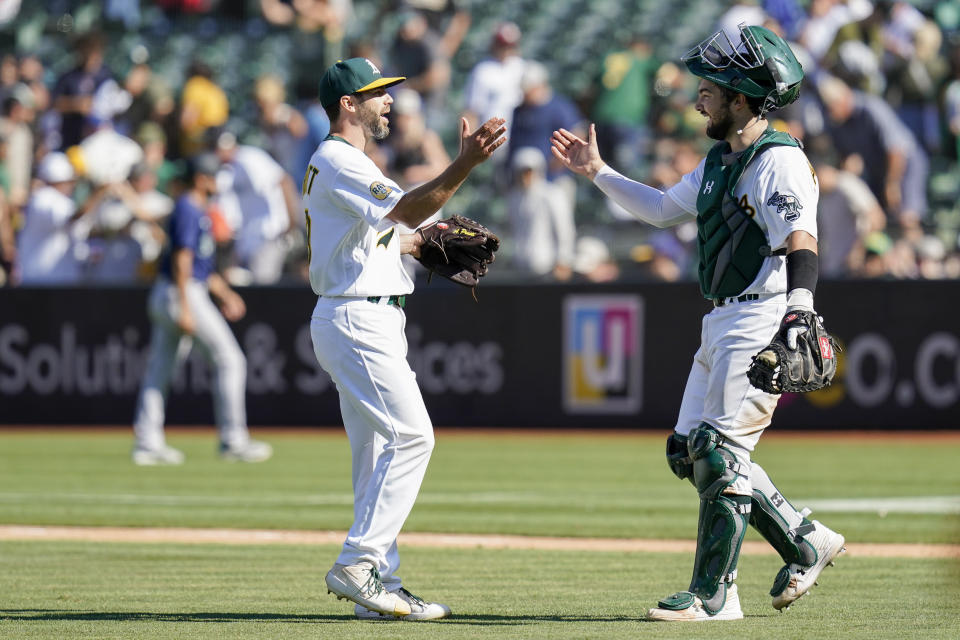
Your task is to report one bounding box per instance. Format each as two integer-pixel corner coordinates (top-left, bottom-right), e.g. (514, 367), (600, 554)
(1, 429), (958, 639)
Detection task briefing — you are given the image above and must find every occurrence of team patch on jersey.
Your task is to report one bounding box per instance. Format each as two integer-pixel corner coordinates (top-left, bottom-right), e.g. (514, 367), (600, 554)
(766, 190), (803, 222)
(370, 181), (393, 200)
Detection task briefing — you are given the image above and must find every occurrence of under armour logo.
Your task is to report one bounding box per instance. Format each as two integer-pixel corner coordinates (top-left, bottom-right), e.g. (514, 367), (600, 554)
(703, 180), (714, 194)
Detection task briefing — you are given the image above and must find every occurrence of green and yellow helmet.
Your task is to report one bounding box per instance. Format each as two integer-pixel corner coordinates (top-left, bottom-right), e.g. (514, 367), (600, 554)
(681, 24), (803, 114)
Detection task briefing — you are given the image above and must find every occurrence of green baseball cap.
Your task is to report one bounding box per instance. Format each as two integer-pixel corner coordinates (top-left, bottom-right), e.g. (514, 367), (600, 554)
(318, 58), (405, 108)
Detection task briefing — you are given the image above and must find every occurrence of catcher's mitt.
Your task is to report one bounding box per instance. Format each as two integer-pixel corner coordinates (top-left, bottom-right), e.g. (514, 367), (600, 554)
(747, 310), (840, 394)
(415, 214), (500, 297)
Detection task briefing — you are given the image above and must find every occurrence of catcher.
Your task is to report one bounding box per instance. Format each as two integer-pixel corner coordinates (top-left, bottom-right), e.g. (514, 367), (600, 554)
(552, 25), (845, 622)
(414, 214), (500, 299)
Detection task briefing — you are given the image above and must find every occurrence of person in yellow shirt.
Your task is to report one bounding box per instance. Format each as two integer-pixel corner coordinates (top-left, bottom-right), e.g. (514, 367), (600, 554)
(179, 60), (228, 156)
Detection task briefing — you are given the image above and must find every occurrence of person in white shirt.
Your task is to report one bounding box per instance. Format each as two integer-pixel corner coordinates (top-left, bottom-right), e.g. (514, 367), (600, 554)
(304, 57), (504, 621)
(212, 130), (300, 283)
(16, 151), (109, 284)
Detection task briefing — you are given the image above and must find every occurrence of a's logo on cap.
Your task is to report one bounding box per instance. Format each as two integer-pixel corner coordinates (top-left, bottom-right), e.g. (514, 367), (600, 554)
(370, 181), (392, 200)
(364, 58), (381, 76)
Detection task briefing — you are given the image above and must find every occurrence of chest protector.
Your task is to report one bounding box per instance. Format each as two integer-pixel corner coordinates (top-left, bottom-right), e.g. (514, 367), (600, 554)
(696, 128), (798, 299)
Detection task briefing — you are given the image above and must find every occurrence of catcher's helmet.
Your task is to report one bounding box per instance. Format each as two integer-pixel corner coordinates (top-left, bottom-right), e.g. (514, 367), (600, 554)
(682, 25), (803, 114)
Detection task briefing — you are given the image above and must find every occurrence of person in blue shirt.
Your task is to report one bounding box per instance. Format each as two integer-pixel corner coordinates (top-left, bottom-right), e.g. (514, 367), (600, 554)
(131, 153), (272, 465)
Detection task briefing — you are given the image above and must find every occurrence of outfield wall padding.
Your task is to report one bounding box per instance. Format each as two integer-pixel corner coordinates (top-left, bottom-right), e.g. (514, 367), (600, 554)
(1, 280), (957, 429)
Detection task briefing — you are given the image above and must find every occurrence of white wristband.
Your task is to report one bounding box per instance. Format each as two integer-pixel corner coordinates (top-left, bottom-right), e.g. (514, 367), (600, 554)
(786, 288), (814, 311)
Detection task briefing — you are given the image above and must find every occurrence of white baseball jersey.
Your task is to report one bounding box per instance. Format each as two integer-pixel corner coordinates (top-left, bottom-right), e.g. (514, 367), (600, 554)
(665, 144), (819, 296)
(302, 137), (413, 297)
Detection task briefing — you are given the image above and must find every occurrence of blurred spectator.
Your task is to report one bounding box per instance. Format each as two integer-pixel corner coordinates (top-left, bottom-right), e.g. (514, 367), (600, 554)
(211, 129), (300, 284)
(462, 22), (525, 132)
(505, 147), (575, 281)
(0, 83), (35, 208)
(15, 152), (111, 285)
(916, 234), (948, 279)
(53, 32), (113, 150)
(253, 73), (308, 180)
(84, 162), (173, 283)
(815, 162), (886, 277)
(0, 137), (12, 283)
(816, 74), (928, 235)
(882, 16), (946, 154)
(135, 122), (179, 194)
(571, 236), (620, 283)
(261, 0), (353, 70)
(114, 51), (158, 138)
(179, 60), (229, 157)
(799, 0), (875, 62)
(509, 62), (585, 222)
(590, 37), (660, 177)
(293, 78), (331, 185)
(387, 10), (451, 124)
(716, 1), (769, 43)
(379, 88), (449, 190)
(0, 54), (18, 106)
(376, 0), (471, 59)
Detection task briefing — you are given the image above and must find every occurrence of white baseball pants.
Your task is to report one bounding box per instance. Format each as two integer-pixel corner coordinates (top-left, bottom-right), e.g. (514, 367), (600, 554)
(310, 296), (434, 589)
(133, 278), (250, 450)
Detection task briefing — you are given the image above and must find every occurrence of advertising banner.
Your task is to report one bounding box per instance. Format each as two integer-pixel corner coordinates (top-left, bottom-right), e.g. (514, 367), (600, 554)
(0, 281), (956, 428)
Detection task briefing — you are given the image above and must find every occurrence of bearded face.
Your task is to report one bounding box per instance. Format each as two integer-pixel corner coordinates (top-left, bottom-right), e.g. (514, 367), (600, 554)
(704, 100), (735, 140)
(358, 95), (390, 141)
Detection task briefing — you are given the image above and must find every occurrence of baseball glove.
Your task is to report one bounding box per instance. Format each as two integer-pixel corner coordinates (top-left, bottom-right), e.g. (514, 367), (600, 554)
(747, 310), (840, 394)
(415, 215), (500, 298)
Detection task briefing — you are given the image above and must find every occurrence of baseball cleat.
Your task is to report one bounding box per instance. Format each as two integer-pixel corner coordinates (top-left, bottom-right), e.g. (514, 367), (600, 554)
(132, 445), (185, 466)
(325, 563), (411, 617)
(771, 520), (845, 610)
(355, 588), (451, 621)
(219, 439), (273, 463)
(646, 584), (743, 621)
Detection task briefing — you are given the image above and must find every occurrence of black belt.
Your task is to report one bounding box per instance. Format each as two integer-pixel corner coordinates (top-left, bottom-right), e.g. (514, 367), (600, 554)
(712, 293), (759, 307)
(367, 295), (406, 308)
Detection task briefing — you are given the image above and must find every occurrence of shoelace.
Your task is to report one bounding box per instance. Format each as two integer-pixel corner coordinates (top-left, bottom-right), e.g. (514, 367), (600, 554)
(399, 588), (425, 604)
(359, 566), (385, 597)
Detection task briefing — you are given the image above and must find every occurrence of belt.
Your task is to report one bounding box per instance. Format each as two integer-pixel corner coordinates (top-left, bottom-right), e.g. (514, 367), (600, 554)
(366, 295), (406, 308)
(712, 293), (759, 308)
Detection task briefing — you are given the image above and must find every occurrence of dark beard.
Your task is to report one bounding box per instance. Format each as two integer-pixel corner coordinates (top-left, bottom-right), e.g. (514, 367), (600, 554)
(705, 108), (734, 140)
(360, 103), (390, 140)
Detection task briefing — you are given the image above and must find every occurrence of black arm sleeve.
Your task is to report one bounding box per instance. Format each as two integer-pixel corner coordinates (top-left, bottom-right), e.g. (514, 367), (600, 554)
(786, 248), (818, 294)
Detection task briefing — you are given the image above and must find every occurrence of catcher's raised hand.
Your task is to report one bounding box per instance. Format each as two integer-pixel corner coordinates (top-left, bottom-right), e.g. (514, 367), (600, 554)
(551, 123), (606, 180)
(458, 116), (507, 167)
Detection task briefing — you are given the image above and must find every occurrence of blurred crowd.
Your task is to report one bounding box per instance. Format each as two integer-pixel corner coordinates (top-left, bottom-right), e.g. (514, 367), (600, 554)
(1, 0), (959, 288)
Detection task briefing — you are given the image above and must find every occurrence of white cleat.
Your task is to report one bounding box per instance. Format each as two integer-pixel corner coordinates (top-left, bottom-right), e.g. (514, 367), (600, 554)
(219, 439), (273, 463)
(355, 588), (451, 621)
(771, 520), (846, 611)
(132, 445), (185, 466)
(325, 563), (411, 617)
(646, 584), (743, 621)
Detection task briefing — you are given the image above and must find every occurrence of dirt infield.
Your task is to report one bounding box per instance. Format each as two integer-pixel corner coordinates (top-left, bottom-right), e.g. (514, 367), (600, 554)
(1, 525), (956, 558)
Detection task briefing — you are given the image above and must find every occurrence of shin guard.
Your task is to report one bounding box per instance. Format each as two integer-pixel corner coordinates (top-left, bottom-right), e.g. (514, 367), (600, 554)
(749, 462), (817, 566)
(686, 424), (751, 615)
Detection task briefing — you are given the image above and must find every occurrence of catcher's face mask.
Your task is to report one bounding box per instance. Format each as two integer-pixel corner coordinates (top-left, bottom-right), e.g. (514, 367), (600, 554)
(682, 24), (803, 114)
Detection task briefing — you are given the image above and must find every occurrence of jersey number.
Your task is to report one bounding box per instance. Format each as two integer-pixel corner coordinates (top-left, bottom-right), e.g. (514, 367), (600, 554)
(304, 208), (312, 264)
(738, 195), (756, 218)
(302, 164), (319, 196)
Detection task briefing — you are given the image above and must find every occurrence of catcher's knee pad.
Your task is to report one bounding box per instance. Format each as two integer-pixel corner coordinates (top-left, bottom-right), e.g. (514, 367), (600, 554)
(749, 464), (817, 566)
(686, 424), (751, 614)
(665, 433), (693, 482)
(687, 424), (750, 499)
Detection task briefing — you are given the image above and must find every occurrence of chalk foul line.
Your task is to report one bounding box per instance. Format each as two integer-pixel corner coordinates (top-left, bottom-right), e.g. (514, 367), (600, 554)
(0, 525), (956, 559)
